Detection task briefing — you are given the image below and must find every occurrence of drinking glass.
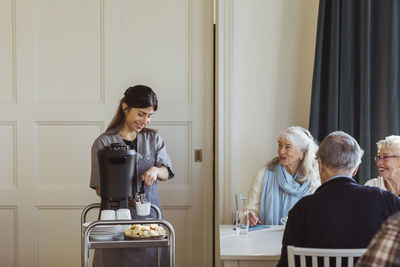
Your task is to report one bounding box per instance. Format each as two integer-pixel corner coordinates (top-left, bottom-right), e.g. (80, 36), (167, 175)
(236, 210), (249, 235)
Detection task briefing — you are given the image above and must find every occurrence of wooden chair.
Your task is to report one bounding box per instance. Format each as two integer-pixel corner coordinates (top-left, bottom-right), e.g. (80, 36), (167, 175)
(287, 245), (366, 267)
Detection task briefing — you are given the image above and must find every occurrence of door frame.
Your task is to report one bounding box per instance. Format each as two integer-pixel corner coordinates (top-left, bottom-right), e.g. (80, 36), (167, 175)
(214, 0), (235, 265)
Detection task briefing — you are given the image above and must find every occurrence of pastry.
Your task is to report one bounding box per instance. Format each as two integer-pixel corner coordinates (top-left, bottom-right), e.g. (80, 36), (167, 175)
(124, 224), (166, 238)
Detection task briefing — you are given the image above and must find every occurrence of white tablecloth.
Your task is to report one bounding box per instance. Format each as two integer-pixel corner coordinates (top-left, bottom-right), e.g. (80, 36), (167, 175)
(220, 224), (285, 261)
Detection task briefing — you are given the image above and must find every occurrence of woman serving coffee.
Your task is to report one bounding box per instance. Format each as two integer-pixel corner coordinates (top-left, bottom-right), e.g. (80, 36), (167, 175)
(90, 85), (174, 267)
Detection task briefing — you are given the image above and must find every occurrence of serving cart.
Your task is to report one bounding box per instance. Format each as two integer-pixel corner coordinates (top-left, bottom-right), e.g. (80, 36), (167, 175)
(81, 203), (175, 267)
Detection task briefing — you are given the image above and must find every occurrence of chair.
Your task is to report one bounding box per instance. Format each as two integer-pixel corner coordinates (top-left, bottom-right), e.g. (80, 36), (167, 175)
(287, 245), (366, 267)
(235, 193), (248, 212)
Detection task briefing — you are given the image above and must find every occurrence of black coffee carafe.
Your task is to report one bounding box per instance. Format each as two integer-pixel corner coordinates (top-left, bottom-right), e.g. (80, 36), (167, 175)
(97, 143), (136, 210)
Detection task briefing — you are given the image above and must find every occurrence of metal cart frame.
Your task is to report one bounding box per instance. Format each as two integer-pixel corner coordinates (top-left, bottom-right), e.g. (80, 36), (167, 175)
(81, 203), (175, 267)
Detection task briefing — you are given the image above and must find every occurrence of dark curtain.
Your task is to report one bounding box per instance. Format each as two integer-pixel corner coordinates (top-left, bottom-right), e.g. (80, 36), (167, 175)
(309, 0), (400, 184)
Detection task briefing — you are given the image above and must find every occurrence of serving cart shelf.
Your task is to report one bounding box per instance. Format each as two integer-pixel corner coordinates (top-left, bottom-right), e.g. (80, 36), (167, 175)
(81, 203), (175, 267)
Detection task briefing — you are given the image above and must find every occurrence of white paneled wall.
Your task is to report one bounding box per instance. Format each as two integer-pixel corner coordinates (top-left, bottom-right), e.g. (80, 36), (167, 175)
(124, 0), (191, 103)
(216, 0), (319, 224)
(232, 0), (319, 195)
(0, 0), (14, 103)
(0, 123), (16, 188)
(34, 122), (103, 187)
(0, 0), (213, 266)
(0, 207), (17, 266)
(34, 0), (103, 103)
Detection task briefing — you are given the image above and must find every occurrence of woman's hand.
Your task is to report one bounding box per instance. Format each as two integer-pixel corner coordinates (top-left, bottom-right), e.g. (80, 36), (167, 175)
(245, 212), (261, 227)
(141, 167), (159, 186)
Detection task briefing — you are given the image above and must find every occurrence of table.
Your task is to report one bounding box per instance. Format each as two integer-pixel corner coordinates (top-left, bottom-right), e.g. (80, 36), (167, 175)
(220, 225), (284, 267)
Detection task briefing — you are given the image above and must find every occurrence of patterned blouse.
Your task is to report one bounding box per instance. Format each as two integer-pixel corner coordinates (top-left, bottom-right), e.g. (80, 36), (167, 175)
(356, 211), (400, 266)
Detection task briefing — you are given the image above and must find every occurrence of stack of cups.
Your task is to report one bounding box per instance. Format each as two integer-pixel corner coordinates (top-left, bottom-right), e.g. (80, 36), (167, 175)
(99, 209), (132, 233)
(116, 209), (131, 220)
(116, 209), (131, 231)
(100, 209), (116, 220)
(100, 209), (132, 220)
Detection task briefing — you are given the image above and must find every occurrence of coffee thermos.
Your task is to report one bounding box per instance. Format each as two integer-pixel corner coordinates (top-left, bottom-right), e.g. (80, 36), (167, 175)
(97, 143), (137, 210)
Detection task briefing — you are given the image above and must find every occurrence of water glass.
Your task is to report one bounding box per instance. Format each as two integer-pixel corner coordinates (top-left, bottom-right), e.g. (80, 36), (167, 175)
(236, 210), (249, 235)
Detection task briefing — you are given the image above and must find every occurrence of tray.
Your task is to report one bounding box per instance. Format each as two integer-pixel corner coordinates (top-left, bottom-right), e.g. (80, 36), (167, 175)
(90, 233), (122, 241)
(124, 233), (167, 240)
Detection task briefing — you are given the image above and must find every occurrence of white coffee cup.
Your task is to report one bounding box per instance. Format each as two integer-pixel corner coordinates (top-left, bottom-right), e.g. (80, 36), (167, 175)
(280, 216), (288, 225)
(100, 209), (116, 220)
(136, 202), (151, 216)
(116, 209), (131, 220)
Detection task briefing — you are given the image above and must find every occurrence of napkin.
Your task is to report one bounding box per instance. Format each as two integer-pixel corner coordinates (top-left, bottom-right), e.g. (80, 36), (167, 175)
(249, 225), (270, 231)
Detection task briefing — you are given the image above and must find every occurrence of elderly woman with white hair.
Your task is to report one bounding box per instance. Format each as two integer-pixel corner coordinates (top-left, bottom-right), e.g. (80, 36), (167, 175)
(245, 126), (320, 226)
(365, 135), (400, 196)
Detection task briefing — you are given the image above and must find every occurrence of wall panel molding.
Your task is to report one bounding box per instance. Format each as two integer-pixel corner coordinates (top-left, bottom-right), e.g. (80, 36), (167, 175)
(35, 205), (85, 210)
(34, 205), (85, 267)
(0, 0), (16, 104)
(34, 121), (105, 128)
(187, 0), (193, 104)
(0, 121), (17, 189)
(161, 204), (193, 266)
(151, 121), (192, 189)
(123, 0), (192, 104)
(161, 205), (191, 210)
(33, 121), (104, 188)
(33, 0), (105, 104)
(11, 0), (16, 104)
(0, 206), (18, 267)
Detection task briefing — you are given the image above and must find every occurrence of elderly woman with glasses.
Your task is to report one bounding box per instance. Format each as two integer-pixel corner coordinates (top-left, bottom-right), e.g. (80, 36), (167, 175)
(365, 135), (400, 196)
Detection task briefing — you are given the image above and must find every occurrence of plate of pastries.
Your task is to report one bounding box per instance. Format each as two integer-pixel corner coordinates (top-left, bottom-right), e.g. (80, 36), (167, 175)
(124, 224), (167, 240)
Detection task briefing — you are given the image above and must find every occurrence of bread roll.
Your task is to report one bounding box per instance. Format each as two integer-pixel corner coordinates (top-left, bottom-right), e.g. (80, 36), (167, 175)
(125, 224), (166, 237)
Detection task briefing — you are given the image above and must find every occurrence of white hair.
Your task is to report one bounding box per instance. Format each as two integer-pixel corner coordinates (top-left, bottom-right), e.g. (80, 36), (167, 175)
(377, 135), (400, 155)
(267, 126), (320, 193)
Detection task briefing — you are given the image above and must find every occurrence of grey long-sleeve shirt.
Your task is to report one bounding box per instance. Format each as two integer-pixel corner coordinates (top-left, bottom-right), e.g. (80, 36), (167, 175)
(90, 127), (175, 216)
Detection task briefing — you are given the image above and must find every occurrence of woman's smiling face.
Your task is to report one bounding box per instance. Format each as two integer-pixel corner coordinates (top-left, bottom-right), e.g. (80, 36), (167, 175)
(376, 148), (400, 179)
(123, 104), (155, 133)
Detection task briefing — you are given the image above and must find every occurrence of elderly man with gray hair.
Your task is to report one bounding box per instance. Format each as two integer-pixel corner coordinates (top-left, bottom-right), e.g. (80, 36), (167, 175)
(277, 131), (400, 267)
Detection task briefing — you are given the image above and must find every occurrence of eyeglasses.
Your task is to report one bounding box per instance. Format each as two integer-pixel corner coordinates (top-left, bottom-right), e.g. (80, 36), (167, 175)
(374, 155), (400, 162)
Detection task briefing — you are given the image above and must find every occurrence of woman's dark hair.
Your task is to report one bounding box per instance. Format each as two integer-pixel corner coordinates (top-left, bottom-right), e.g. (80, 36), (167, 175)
(106, 85), (158, 132)
(123, 85), (158, 111)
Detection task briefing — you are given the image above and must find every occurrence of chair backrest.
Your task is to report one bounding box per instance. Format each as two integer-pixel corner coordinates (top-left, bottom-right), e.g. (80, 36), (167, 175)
(235, 193), (248, 212)
(287, 246), (366, 267)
